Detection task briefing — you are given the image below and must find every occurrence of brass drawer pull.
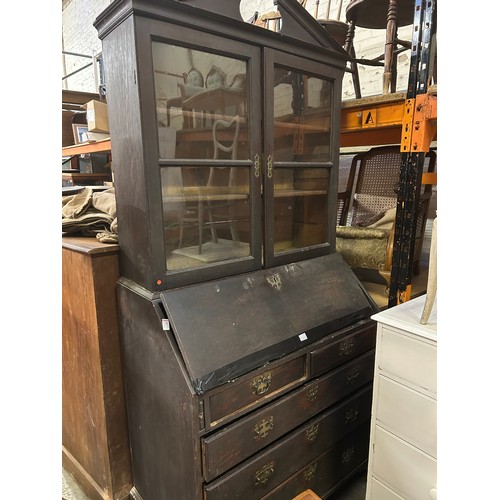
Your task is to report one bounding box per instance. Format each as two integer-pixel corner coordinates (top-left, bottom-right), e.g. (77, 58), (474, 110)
(254, 416), (274, 439)
(342, 446), (355, 464)
(306, 383), (319, 401)
(254, 461), (275, 485)
(345, 367), (360, 384)
(305, 422), (319, 442)
(339, 337), (354, 356)
(303, 462), (317, 481)
(345, 407), (359, 424)
(252, 373), (272, 395)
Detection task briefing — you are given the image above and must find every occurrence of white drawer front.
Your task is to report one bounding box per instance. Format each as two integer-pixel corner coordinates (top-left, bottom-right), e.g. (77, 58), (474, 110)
(378, 328), (436, 395)
(370, 477), (404, 500)
(376, 375), (437, 458)
(372, 426), (437, 500)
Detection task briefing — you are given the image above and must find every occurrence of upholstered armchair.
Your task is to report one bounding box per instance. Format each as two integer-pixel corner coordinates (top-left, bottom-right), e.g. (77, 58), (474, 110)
(336, 146), (436, 289)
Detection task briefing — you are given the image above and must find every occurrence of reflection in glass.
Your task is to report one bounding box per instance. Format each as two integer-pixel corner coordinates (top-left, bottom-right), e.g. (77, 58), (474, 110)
(162, 166), (251, 270)
(273, 168), (329, 253)
(274, 67), (332, 162)
(152, 42), (249, 160)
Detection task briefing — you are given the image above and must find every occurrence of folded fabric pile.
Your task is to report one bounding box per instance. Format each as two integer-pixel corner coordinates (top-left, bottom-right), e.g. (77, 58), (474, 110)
(62, 187), (118, 244)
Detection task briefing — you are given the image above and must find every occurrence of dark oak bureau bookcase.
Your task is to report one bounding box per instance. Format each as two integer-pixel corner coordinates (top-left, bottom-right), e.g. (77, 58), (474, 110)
(94, 1), (379, 498)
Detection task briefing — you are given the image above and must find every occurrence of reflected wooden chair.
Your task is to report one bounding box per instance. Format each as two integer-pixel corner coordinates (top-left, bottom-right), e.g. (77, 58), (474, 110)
(178, 115), (241, 254)
(299, 0), (362, 98)
(205, 115), (241, 248)
(258, 11), (282, 32)
(336, 145), (436, 288)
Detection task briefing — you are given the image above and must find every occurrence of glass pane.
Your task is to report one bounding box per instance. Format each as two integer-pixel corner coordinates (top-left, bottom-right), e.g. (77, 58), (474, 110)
(162, 166), (251, 270)
(152, 42), (249, 160)
(274, 67), (332, 162)
(274, 168), (329, 253)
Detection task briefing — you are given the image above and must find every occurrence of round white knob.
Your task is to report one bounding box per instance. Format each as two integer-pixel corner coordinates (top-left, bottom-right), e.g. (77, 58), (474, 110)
(429, 488), (437, 499)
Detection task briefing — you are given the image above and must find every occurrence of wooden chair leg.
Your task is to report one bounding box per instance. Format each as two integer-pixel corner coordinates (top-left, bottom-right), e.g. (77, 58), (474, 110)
(420, 217), (437, 324)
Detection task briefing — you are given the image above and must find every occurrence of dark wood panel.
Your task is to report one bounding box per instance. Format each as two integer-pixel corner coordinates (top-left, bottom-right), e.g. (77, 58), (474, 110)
(208, 355), (306, 424)
(204, 398), (370, 499)
(262, 424), (370, 499)
(162, 253), (376, 393)
(202, 384), (372, 482)
(310, 322), (376, 377)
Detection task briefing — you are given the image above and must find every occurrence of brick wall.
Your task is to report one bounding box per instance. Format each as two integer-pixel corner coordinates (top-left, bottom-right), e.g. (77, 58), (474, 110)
(61, 0), (113, 92)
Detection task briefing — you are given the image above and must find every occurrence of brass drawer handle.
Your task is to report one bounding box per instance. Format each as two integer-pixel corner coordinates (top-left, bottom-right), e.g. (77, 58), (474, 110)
(254, 461), (275, 485)
(305, 422), (319, 442)
(254, 416), (274, 439)
(345, 407), (359, 424)
(342, 446), (355, 464)
(252, 373), (272, 395)
(306, 383), (319, 401)
(303, 462), (317, 481)
(339, 337), (354, 356)
(345, 367), (360, 384)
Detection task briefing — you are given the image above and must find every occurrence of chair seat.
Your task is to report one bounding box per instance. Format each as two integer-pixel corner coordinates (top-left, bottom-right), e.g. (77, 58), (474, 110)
(336, 227), (389, 271)
(317, 19), (349, 46)
(346, 0), (415, 29)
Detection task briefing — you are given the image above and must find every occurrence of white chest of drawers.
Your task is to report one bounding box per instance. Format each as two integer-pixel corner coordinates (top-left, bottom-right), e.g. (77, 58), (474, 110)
(366, 295), (437, 500)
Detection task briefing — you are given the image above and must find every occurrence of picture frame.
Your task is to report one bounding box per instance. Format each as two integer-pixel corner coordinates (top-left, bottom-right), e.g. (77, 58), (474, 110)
(72, 124), (89, 144)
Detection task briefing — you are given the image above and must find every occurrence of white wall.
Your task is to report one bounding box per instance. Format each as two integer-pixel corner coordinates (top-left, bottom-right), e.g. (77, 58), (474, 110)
(61, 0), (412, 99)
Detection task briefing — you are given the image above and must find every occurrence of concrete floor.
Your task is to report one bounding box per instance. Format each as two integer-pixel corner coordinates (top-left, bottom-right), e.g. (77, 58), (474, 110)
(62, 467), (88, 500)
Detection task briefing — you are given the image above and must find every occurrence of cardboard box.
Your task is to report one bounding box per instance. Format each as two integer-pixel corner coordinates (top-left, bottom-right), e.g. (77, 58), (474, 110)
(82, 131), (110, 142)
(83, 99), (109, 133)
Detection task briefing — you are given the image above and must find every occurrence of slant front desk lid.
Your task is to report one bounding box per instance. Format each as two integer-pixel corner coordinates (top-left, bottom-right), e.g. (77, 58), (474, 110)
(161, 253), (378, 393)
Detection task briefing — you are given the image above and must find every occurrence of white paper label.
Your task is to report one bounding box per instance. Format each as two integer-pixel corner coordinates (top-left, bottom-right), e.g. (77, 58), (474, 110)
(162, 319), (170, 331)
(299, 332), (308, 342)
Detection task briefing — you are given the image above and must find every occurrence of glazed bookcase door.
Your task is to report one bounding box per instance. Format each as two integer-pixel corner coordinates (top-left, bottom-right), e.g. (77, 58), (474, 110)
(137, 18), (263, 289)
(262, 48), (340, 268)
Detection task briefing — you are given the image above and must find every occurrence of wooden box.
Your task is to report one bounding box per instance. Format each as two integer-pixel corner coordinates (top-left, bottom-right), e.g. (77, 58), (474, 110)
(62, 236), (132, 500)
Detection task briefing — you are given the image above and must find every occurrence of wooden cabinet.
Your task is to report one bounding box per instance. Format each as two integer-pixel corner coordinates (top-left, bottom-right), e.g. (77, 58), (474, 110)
(366, 294), (437, 500)
(95, 0), (349, 292)
(118, 271), (377, 499)
(93, 1), (379, 499)
(62, 237), (132, 500)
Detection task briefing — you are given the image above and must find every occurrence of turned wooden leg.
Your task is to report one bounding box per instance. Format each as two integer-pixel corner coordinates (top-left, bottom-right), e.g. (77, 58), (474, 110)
(383, 0), (397, 94)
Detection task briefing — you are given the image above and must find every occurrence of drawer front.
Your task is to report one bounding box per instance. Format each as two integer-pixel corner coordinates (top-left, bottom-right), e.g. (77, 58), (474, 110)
(378, 327), (436, 395)
(204, 402), (371, 499)
(376, 375), (437, 457)
(372, 426), (437, 500)
(310, 323), (376, 377)
(262, 424), (370, 500)
(208, 356), (307, 425)
(369, 478), (404, 500)
(202, 384), (373, 482)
